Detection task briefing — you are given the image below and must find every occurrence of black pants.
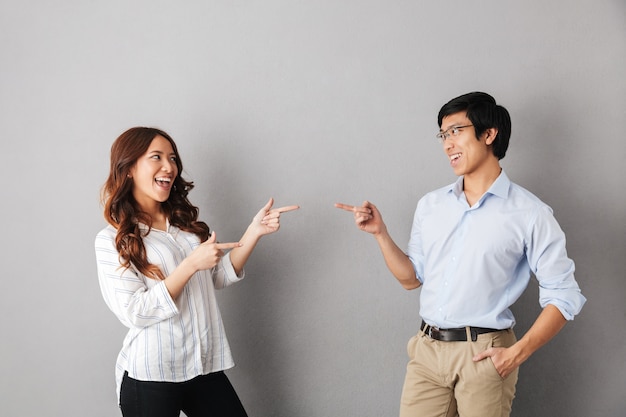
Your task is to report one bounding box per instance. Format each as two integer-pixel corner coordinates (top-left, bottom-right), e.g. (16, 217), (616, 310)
(120, 371), (248, 417)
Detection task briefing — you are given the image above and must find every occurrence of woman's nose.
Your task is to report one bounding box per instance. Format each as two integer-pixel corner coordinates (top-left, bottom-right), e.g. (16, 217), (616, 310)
(162, 160), (175, 172)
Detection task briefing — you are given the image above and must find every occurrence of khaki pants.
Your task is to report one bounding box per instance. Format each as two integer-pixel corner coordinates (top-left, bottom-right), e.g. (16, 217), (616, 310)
(399, 328), (518, 417)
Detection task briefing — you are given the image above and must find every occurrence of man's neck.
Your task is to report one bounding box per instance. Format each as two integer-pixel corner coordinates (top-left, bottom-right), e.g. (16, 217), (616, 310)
(462, 164), (502, 206)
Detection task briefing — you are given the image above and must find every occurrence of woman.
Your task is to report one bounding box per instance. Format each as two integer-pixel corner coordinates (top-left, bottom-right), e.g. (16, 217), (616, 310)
(95, 127), (298, 416)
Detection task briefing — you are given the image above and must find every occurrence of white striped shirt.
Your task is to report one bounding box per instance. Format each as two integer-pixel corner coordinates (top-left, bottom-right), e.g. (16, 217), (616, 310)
(95, 222), (244, 400)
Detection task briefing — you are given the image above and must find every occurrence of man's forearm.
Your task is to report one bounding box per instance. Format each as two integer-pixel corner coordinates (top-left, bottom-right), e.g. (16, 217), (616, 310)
(374, 230), (421, 290)
(512, 304), (567, 363)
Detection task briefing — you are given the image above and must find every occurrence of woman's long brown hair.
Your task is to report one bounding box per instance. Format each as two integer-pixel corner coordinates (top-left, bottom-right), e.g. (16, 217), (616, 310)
(101, 127), (210, 280)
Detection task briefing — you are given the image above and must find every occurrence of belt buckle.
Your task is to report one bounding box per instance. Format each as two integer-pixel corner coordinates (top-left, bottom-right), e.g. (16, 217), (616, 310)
(470, 328), (478, 342)
(427, 325), (440, 340)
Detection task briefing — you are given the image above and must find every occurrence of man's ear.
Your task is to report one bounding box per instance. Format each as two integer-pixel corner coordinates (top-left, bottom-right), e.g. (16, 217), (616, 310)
(484, 128), (498, 145)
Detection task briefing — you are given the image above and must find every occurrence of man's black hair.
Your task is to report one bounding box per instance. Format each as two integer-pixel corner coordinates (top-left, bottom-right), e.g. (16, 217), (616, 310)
(437, 92), (511, 160)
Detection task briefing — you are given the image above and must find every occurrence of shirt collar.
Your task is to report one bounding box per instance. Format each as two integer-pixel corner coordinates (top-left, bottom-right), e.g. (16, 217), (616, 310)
(447, 170), (511, 200)
(137, 218), (171, 233)
(487, 170), (511, 199)
(450, 177), (464, 198)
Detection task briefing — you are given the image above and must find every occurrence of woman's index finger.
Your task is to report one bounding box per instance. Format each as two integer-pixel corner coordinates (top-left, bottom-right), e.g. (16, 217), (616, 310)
(215, 242), (243, 249)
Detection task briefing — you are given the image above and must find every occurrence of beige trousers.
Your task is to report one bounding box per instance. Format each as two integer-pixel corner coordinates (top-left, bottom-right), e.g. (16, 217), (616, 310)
(399, 328), (518, 417)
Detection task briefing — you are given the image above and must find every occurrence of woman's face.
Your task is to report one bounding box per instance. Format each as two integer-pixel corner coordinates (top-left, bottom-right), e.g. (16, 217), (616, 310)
(129, 135), (179, 212)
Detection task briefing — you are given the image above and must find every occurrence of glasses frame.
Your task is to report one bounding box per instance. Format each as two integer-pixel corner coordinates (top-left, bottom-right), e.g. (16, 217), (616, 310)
(436, 124), (474, 143)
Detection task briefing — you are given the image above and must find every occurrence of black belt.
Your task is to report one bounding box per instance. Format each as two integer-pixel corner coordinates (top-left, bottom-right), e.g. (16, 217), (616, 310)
(420, 320), (501, 342)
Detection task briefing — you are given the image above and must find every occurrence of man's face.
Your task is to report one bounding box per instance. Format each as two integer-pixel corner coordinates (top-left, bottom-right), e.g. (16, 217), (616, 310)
(440, 111), (495, 177)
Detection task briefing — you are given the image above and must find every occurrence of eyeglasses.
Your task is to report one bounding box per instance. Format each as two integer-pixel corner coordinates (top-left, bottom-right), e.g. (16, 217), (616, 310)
(436, 125), (473, 143)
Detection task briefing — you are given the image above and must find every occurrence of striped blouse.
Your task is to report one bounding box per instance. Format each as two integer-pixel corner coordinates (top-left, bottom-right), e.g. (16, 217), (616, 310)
(95, 222), (244, 400)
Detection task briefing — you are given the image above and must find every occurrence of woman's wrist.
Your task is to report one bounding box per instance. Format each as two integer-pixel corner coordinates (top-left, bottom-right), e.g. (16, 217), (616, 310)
(178, 256), (198, 277)
(243, 223), (264, 242)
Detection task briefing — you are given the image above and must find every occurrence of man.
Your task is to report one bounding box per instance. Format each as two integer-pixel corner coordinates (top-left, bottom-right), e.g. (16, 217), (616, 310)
(335, 92), (585, 417)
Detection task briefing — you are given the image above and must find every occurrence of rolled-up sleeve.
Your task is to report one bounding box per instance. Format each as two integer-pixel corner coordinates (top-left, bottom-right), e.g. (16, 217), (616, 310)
(212, 251), (245, 289)
(407, 204), (425, 283)
(527, 207), (586, 320)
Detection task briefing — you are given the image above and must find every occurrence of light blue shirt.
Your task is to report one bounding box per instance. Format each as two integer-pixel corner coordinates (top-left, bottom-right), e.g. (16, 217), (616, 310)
(407, 171), (585, 330)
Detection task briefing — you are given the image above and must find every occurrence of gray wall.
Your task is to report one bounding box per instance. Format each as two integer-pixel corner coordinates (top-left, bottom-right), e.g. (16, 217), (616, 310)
(1, 1), (624, 416)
